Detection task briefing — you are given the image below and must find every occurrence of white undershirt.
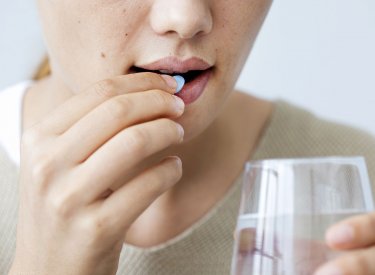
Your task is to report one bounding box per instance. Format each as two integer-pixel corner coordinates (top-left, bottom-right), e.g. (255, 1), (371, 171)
(0, 81), (32, 166)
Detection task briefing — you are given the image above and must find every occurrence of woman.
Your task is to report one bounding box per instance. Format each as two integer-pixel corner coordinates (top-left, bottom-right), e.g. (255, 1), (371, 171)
(1, 0), (375, 274)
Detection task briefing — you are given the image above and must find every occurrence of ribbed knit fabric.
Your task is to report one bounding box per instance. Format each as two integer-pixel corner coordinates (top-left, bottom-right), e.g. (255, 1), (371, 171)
(1, 101), (374, 275)
(0, 147), (19, 274)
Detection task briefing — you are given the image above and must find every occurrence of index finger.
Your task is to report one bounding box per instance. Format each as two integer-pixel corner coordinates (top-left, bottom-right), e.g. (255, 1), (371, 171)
(31, 73), (177, 135)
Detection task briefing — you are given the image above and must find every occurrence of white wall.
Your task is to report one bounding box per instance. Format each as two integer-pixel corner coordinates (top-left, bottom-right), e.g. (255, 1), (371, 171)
(236, 0), (375, 135)
(1, 0), (374, 135)
(0, 1), (45, 87)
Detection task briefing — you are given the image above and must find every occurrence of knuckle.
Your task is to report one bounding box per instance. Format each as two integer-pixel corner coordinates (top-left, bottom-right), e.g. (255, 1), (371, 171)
(31, 155), (56, 186)
(49, 192), (75, 218)
(124, 127), (149, 155)
(94, 79), (117, 98)
(150, 90), (171, 107)
(80, 215), (109, 244)
(138, 72), (162, 86)
(105, 97), (132, 120)
(21, 128), (42, 148)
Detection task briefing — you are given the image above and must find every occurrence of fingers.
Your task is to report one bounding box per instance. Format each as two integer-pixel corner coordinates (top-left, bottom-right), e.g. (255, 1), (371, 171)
(59, 89), (184, 164)
(96, 156), (182, 230)
(235, 228), (256, 253)
(73, 118), (184, 204)
(317, 213), (375, 275)
(326, 212), (375, 250)
(34, 73), (177, 135)
(314, 246), (375, 275)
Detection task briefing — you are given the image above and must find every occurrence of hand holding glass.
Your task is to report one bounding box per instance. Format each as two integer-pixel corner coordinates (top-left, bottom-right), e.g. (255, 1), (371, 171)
(231, 157), (374, 275)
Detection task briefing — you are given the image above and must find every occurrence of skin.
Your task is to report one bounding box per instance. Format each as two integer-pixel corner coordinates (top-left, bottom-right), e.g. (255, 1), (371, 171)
(314, 215), (375, 275)
(9, 0), (375, 274)
(234, 226), (375, 275)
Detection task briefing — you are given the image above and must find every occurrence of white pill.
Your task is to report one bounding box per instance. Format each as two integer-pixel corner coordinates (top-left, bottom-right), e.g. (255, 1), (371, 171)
(173, 75), (185, 94)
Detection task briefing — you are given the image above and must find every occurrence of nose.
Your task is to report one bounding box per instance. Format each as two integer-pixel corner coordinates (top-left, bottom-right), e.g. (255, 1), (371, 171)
(150, 0), (213, 39)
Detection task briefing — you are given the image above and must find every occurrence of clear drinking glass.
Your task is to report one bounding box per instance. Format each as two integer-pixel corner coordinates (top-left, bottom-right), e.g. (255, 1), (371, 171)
(231, 157), (374, 275)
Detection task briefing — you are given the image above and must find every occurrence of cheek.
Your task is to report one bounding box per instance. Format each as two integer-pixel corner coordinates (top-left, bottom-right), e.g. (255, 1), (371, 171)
(40, 1), (149, 90)
(221, 1), (270, 47)
(214, 0), (272, 78)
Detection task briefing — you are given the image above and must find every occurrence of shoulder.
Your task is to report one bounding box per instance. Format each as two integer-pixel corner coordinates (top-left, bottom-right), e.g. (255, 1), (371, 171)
(0, 81), (32, 117)
(269, 100), (375, 154)
(0, 81), (33, 165)
(0, 81), (32, 100)
(0, 82), (24, 177)
(0, 81), (33, 129)
(254, 100), (375, 183)
(0, 81), (31, 123)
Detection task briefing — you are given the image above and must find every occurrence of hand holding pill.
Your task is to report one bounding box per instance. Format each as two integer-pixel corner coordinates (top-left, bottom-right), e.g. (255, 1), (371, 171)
(13, 72), (185, 275)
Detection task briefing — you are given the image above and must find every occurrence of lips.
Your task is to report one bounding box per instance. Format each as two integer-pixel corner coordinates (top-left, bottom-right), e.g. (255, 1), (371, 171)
(130, 57), (213, 105)
(134, 57), (212, 73)
(175, 69), (212, 105)
(132, 66), (205, 83)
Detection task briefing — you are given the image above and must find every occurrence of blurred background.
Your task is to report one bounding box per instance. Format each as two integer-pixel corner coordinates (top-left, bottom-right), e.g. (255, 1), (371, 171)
(1, 0), (374, 134)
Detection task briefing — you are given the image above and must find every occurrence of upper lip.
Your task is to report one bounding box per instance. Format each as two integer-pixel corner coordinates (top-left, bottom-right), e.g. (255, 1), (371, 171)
(135, 57), (213, 74)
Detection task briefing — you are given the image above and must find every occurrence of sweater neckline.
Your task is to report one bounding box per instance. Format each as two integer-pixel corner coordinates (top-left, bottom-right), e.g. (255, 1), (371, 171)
(121, 172), (243, 254)
(118, 101), (286, 254)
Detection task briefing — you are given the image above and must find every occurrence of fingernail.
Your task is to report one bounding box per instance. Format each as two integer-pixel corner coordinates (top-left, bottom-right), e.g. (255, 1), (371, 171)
(327, 224), (354, 245)
(176, 123), (184, 140)
(315, 264), (343, 275)
(174, 96), (185, 112)
(168, 156), (182, 166)
(173, 75), (185, 94)
(161, 74), (177, 90)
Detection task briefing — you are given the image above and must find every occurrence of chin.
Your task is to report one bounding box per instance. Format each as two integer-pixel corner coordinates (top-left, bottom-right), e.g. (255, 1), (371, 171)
(175, 109), (215, 145)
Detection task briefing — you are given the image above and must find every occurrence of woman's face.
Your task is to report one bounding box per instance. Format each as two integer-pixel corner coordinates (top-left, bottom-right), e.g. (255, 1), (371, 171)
(36, 0), (272, 142)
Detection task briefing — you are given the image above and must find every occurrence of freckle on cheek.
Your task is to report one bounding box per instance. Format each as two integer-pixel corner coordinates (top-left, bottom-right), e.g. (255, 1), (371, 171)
(101, 52), (106, 58)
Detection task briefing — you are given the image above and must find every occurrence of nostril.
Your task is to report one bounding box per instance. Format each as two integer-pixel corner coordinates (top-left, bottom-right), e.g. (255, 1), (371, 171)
(149, 2), (213, 39)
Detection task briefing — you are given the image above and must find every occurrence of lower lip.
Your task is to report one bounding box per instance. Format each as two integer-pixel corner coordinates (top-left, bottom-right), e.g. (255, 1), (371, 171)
(175, 69), (212, 105)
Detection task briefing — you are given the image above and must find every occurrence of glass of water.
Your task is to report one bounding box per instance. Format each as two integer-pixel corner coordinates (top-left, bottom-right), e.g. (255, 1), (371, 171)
(231, 157), (374, 275)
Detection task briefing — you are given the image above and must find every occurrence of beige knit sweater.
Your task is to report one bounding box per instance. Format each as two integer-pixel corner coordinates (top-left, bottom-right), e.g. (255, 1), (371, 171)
(1, 101), (375, 275)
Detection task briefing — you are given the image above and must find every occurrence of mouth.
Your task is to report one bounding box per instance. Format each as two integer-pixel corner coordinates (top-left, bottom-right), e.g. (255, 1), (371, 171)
(130, 66), (208, 84)
(129, 57), (214, 105)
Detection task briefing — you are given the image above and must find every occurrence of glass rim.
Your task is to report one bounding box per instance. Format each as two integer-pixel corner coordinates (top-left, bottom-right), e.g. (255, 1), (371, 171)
(242, 155), (374, 213)
(245, 156), (366, 171)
